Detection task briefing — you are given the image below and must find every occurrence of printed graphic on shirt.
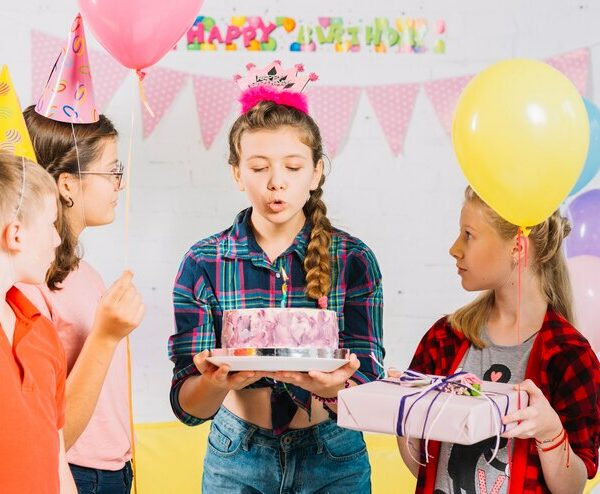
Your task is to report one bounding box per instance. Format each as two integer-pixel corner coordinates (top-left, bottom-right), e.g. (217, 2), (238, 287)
(435, 364), (511, 494)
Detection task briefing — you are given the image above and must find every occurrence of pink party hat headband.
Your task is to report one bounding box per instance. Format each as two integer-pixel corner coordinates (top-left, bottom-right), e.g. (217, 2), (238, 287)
(235, 61), (318, 114)
(35, 14), (99, 124)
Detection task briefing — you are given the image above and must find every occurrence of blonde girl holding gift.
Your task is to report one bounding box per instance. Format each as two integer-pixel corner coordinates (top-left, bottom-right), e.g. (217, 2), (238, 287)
(394, 186), (600, 494)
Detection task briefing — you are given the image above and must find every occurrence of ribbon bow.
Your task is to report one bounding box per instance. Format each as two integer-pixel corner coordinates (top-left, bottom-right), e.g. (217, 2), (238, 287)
(384, 370), (509, 466)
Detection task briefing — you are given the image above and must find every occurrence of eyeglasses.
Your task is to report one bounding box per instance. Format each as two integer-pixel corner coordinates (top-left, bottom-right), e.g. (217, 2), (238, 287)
(78, 161), (125, 188)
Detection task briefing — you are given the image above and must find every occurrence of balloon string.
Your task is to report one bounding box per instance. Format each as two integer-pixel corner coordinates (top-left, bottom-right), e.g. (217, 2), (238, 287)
(126, 335), (138, 494)
(136, 70), (155, 117)
(507, 226), (529, 494)
(124, 80), (135, 266)
(125, 75), (137, 494)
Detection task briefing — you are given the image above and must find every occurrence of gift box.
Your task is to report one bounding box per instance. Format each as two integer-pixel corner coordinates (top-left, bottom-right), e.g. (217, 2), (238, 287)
(337, 372), (529, 445)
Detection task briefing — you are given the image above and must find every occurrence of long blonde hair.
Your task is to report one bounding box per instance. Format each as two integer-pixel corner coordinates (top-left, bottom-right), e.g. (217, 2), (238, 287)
(228, 101), (332, 302)
(448, 186), (574, 347)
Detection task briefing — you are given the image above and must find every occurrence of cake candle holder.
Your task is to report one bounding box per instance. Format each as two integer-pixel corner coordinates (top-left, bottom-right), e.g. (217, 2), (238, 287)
(280, 266), (289, 308)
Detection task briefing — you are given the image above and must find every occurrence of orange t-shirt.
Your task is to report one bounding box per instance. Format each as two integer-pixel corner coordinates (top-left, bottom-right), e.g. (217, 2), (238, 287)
(0, 287), (67, 494)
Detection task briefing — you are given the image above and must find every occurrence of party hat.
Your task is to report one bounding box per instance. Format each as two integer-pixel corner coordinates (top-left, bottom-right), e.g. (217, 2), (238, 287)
(0, 65), (37, 161)
(35, 13), (99, 123)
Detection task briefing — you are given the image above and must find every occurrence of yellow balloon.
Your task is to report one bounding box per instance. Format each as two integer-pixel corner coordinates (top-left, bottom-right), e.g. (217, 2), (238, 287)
(452, 59), (588, 228)
(0, 65), (37, 162)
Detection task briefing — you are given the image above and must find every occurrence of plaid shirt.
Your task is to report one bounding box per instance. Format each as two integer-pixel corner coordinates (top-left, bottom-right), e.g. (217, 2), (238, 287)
(168, 208), (384, 432)
(409, 309), (600, 494)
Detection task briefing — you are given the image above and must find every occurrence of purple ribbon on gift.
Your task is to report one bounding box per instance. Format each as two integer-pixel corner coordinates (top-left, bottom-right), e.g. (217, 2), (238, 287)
(383, 370), (511, 465)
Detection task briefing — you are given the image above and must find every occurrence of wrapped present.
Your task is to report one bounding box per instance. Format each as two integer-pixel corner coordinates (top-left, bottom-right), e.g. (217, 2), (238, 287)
(337, 371), (529, 446)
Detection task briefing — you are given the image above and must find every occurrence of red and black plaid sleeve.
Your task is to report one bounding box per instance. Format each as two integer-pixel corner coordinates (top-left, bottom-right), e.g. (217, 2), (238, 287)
(547, 336), (600, 478)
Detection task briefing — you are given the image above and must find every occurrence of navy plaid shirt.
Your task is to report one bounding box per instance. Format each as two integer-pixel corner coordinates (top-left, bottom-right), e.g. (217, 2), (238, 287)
(169, 208), (384, 432)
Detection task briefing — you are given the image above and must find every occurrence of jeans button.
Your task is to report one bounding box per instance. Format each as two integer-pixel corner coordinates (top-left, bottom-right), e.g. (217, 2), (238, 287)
(282, 436), (292, 445)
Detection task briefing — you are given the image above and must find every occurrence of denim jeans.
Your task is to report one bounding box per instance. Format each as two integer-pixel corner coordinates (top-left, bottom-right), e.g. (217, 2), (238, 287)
(202, 406), (371, 494)
(70, 461), (133, 494)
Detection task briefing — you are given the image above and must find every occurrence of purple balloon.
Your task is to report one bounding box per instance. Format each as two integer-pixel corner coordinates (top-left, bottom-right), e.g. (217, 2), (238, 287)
(565, 189), (600, 258)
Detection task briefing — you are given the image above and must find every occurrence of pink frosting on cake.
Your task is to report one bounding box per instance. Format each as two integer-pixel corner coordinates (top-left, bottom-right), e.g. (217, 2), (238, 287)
(221, 308), (339, 349)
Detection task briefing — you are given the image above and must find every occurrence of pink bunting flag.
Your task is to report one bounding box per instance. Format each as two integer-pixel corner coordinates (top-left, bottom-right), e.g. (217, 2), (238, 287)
(31, 31), (63, 104)
(31, 29), (127, 112)
(193, 75), (238, 149)
(366, 83), (420, 156)
(307, 86), (361, 158)
(86, 53), (128, 112)
(140, 67), (188, 139)
(546, 48), (590, 96)
(423, 75), (473, 135)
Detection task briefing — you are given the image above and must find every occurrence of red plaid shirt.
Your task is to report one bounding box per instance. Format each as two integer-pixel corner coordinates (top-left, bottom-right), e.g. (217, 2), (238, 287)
(409, 308), (600, 494)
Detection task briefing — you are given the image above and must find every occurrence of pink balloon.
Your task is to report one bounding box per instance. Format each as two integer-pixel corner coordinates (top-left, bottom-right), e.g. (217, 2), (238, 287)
(568, 255), (600, 352)
(78, 0), (203, 70)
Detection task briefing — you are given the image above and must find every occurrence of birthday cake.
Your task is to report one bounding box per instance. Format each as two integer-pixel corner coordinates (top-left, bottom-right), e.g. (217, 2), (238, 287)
(221, 308), (339, 349)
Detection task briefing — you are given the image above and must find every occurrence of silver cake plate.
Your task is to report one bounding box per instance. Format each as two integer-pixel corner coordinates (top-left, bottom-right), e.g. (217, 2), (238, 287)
(207, 347), (350, 372)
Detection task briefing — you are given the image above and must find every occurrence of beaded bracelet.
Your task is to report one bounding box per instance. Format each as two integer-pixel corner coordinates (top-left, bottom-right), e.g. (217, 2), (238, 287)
(312, 380), (351, 404)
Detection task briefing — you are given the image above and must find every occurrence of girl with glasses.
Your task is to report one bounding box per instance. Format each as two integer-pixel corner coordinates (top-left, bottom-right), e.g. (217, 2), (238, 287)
(19, 106), (145, 494)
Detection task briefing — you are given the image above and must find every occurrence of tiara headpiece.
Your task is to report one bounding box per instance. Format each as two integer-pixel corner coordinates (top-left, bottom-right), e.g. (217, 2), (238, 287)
(235, 61), (318, 114)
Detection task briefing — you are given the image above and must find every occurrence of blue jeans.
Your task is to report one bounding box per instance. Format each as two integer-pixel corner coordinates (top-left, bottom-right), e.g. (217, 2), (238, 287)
(202, 406), (371, 494)
(70, 462), (133, 494)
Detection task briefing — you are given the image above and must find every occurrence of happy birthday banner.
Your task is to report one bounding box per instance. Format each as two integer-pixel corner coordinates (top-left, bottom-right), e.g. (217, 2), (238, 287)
(183, 16), (447, 54)
(30, 30), (589, 157)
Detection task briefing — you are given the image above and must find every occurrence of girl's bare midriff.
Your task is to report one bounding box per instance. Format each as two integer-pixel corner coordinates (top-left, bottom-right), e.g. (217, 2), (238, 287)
(223, 387), (330, 430)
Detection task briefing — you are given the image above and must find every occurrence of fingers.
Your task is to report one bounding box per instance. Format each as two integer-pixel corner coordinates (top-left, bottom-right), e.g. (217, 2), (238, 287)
(215, 368), (268, 390)
(387, 368), (402, 378)
(347, 354), (360, 371)
(501, 422), (534, 439)
(101, 271), (144, 330)
(307, 370), (330, 384)
(308, 365), (352, 384)
(193, 352), (267, 390)
(213, 364), (231, 383)
(120, 287), (144, 320)
(265, 353), (360, 387)
(228, 371), (260, 386)
(194, 350), (229, 377)
(265, 371), (308, 386)
(118, 289), (137, 316)
(311, 353), (359, 380)
(133, 301), (146, 325)
(515, 379), (542, 398)
(503, 406), (537, 426)
(501, 410), (541, 439)
(193, 350), (211, 373)
(105, 270), (134, 303)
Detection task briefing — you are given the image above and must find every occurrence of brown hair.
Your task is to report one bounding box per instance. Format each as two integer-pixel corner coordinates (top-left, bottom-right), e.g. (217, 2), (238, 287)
(228, 101), (332, 301)
(0, 152), (58, 227)
(23, 105), (118, 289)
(449, 186), (574, 347)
